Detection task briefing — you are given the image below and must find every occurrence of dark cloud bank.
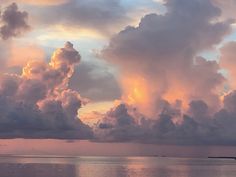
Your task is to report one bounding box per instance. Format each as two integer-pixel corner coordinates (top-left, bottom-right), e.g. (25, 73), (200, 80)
(95, 99), (236, 145)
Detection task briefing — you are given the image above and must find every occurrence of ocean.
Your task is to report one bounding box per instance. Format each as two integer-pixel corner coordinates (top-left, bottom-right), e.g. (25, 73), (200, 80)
(0, 156), (235, 177)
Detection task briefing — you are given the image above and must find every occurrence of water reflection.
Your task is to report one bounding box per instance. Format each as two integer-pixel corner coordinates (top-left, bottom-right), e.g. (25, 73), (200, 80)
(0, 156), (236, 177)
(75, 157), (236, 177)
(0, 163), (76, 177)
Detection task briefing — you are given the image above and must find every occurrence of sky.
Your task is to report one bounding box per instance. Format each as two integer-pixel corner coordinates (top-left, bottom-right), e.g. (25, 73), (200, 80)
(1, 0), (236, 155)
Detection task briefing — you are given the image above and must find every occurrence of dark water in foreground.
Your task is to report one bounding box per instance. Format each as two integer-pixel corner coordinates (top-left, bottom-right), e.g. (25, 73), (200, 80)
(0, 156), (236, 177)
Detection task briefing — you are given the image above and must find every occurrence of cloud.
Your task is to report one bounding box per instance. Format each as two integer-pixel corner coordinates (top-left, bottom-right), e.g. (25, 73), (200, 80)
(69, 61), (121, 102)
(152, 0), (165, 4)
(0, 0), (70, 6)
(0, 41), (10, 69)
(93, 0), (236, 145)
(0, 42), (93, 139)
(26, 0), (130, 36)
(19, 0), (70, 6)
(95, 103), (145, 142)
(7, 43), (45, 67)
(220, 42), (236, 89)
(0, 3), (30, 40)
(101, 0), (231, 116)
(188, 100), (209, 123)
(212, 0), (236, 21)
(95, 94), (236, 145)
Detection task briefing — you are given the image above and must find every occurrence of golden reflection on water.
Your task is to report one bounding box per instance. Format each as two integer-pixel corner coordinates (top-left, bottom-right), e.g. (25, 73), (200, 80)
(0, 156), (236, 177)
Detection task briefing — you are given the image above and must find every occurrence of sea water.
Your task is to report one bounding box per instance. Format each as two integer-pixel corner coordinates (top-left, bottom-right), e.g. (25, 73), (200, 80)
(0, 156), (235, 177)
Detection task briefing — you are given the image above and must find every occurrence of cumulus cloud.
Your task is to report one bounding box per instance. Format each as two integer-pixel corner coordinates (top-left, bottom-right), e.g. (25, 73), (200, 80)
(0, 42), (92, 139)
(101, 0), (232, 116)
(93, 0), (236, 145)
(0, 3), (30, 40)
(95, 94), (236, 145)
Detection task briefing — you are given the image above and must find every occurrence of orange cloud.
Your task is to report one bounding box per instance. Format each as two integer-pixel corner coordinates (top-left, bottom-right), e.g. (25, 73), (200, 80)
(79, 101), (114, 124)
(121, 75), (154, 116)
(23, 0), (69, 6)
(8, 43), (45, 67)
(2, 0), (70, 6)
(220, 42), (236, 89)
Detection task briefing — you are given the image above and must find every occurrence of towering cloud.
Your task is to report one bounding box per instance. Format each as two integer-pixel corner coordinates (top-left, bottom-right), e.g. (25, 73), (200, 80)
(94, 0), (236, 145)
(0, 3), (30, 40)
(101, 0), (232, 116)
(0, 42), (92, 139)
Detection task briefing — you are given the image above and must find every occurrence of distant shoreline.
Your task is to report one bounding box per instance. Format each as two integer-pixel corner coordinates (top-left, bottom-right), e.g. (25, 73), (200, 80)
(208, 157), (236, 160)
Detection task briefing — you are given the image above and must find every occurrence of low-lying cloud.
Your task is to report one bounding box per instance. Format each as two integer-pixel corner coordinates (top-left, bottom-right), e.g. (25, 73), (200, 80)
(95, 97), (236, 145)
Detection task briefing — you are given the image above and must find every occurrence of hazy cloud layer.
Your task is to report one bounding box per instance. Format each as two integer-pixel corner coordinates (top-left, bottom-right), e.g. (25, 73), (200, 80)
(1, 0), (70, 6)
(27, 0), (129, 35)
(19, 0), (70, 6)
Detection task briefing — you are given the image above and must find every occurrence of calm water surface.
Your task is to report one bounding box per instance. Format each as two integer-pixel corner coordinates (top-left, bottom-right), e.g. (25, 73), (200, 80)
(0, 156), (236, 177)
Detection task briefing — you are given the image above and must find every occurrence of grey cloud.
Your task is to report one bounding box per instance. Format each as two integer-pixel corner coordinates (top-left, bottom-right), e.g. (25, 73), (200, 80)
(28, 0), (129, 35)
(101, 0), (231, 116)
(106, 104), (134, 127)
(212, 0), (236, 21)
(17, 79), (47, 104)
(69, 61), (121, 102)
(0, 3), (30, 40)
(95, 0), (236, 144)
(188, 100), (209, 123)
(223, 90), (236, 113)
(95, 94), (236, 145)
(95, 104), (146, 142)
